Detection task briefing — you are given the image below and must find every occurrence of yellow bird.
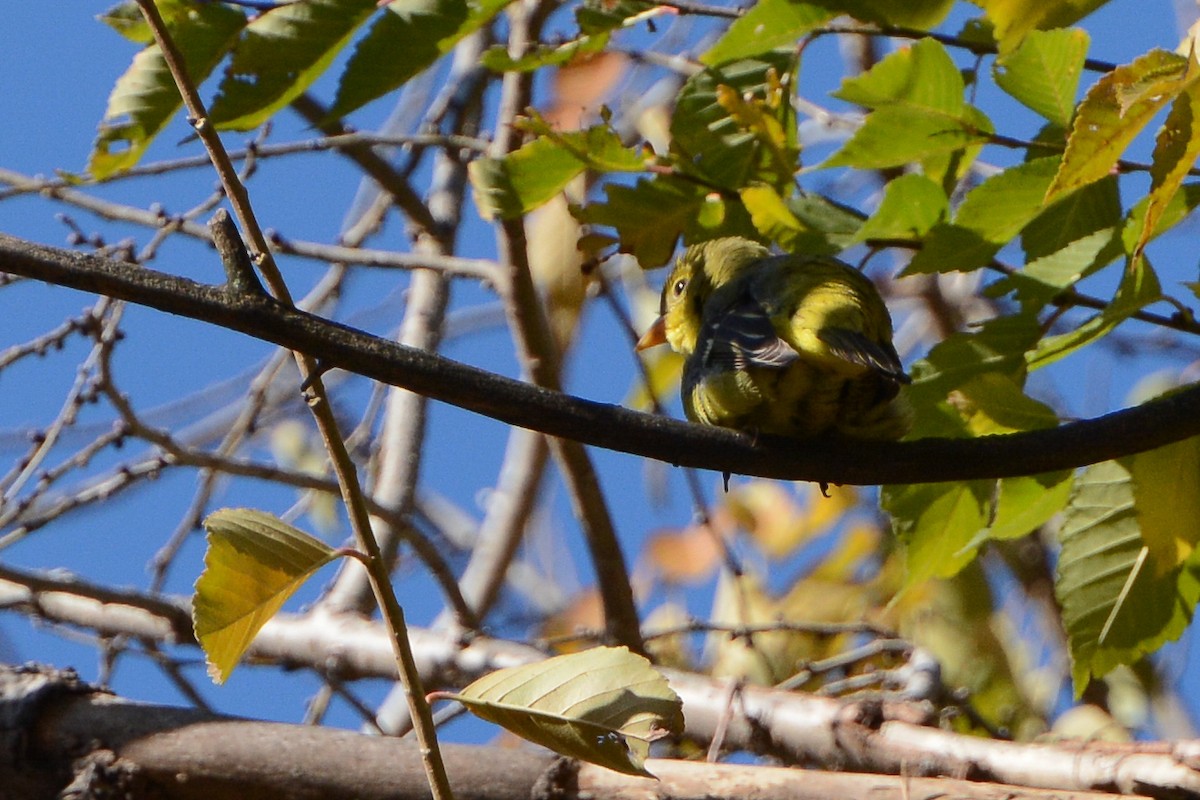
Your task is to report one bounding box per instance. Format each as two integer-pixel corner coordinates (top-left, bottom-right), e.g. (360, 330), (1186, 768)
(637, 237), (911, 441)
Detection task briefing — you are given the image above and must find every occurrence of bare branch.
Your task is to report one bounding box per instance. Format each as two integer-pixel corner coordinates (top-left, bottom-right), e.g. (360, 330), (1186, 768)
(4, 233), (1200, 486)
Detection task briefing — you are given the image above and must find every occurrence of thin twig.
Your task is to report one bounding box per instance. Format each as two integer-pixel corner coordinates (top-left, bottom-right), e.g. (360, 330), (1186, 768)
(130, 4), (455, 799)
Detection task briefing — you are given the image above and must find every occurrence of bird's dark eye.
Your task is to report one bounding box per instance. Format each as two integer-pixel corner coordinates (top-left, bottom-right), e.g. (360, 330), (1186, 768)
(672, 278), (687, 296)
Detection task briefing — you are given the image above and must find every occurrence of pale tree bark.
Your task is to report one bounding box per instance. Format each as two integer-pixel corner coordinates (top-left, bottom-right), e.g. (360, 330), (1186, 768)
(2, 663), (1170, 800)
(5, 571), (1200, 800)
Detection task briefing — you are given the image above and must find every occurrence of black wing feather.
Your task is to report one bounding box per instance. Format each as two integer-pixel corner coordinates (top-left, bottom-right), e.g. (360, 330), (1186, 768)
(696, 296), (797, 371)
(817, 328), (910, 384)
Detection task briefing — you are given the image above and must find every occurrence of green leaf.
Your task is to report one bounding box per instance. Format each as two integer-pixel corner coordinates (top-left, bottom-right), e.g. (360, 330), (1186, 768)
(887, 370), (1067, 583)
(834, 37), (964, 114)
(785, 191), (865, 247)
(331, 0), (511, 117)
(194, 509), (338, 683)
(209, 0), (378, 130)
(98, 0), (155, 43)
(978, 0), (1110, 55)
(884, 480), (992, 586)
(480, 31), (609, 72)
(903, 156), (1060, 275)
(851, 173), (948, 245)
(740, 184), (839, 255)
(954, 371), (1060, 435)
(444, 646), (684, 776)
(902, 223), (995, 276)
(823, 105), (985, 170)
(700, 0), (834, 65)
(1026, 255), (1162, 370)
(470, 125), (646, 220)
(89, 2), (246, 177)
(957, 156), (1062, 241)
(470, 150), (583, 222)
(1132, 82), (1200, 257)
(985, 471), (1074, 542)
(1057, 459), (1200, 693)
(991, 227), (1117, 308)
(1123, 181), (1200, 253)
(994, 28), (1089, 127)
(952, 472), (1074, 568)
(905, 314), (1044, 430)
(834, 0), (954, 29)
(1022, 173), (1121, 260)
(672, 50), (798, 189)
(575, 177), (708, 267)
(825, 41), (991, 172)
(1045, 49), (1192, 204)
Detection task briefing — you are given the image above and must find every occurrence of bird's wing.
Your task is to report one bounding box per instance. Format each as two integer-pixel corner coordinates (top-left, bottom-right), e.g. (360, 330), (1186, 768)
(751, 256), (910, 383)
(696, 294), (798, 371)
(817, 327), (910, 384)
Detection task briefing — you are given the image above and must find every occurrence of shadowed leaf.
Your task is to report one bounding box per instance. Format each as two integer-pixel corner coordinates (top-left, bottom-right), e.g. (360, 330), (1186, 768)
(89, 1), (245, 177)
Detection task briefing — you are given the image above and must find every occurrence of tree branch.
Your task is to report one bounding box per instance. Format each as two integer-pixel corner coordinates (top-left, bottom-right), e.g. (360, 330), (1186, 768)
(7, 663), (1157, 800)
(3, 232), (1200, 486)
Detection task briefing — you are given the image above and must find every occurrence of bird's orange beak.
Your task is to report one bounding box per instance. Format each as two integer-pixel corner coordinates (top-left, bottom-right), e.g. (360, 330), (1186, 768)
(636, 316), (668, 351)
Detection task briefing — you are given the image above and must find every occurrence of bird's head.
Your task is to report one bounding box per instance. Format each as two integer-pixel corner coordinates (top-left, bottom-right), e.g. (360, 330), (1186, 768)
(636, 237), (770, 355)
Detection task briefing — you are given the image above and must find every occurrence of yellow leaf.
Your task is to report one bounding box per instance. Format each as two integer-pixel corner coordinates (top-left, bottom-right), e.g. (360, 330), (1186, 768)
(1126, 437), (1200, 575)
(1046, 49), (1192, 204)
(194, 509), (337, 683)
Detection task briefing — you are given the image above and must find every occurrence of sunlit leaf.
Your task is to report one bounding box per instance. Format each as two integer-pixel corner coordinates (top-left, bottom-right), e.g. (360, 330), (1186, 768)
(994, 28), (1089, 126)
(978, 0), (1110, 55)
(1132, 82), (1200, 256)
(194, 509), (338, 683)
(470, 124), (645, 220)
(825, 38), (991, 174)
(89, 1), (246, 177)
(904, 156), (1059, 274)
(835, 37), (964, 113)
(740, 184), (838, 255)
(823, 106), (984, 170)
(443, 646), (683, 776)
(1127, 436), (1200, 575)
(701, 0), (833, 66)
(1045, 49), (1193, 204)
(98, 0), (155, 43)
(575, 0), (656, 34)
(836, 0), (954, 29)
(984, 471), (1074, 542)
(992, 228), (1117, 308)
(884, 480), (991, 586)
(1121, 181), (1200, 253)
(851, 173), (949, 245)
(952, 371), (1060, 435)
